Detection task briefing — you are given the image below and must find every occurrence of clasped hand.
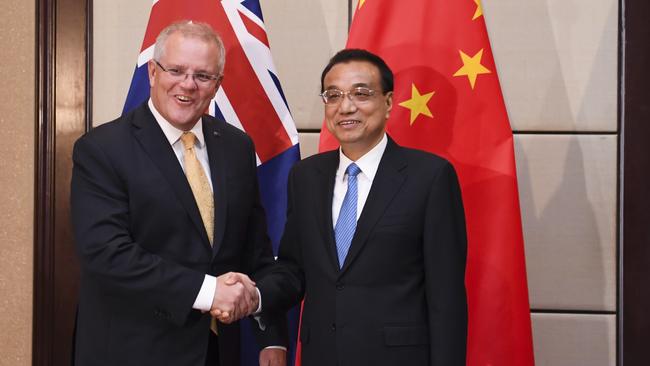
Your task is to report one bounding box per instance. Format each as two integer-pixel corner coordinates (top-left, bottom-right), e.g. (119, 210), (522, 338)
(210, 272), (258, 324)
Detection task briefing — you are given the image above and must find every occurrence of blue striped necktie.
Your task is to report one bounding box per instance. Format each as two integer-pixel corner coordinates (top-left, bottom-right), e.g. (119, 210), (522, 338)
(335, 163), (362, 268)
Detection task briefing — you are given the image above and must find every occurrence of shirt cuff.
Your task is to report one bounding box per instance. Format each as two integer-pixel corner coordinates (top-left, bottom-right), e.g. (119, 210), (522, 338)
(252, 287), (266, 330)
(263, 346), (287, 351)
(192, 275), (216, 311)
(254, 287), (262, 314)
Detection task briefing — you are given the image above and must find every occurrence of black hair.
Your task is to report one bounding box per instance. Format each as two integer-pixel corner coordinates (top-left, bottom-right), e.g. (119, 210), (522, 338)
(320, 48), (394, 93)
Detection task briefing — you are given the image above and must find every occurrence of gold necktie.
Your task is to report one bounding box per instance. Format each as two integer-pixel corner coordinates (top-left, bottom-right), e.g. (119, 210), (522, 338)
(181, 132), (218, 335)
(180, 132), (214, 246)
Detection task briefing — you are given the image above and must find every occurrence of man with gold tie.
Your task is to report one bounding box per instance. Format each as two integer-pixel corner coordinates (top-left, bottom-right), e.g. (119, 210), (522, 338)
(71, 21), (286, 366)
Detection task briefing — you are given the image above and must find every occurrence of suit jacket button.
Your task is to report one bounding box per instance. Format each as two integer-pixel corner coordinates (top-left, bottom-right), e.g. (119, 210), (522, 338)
(336, 282), (344, 290)
(331, 323), (336, 332)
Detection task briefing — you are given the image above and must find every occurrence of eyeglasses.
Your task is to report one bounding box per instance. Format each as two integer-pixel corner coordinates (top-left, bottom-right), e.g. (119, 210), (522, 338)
(153, 60), (221, 84)
(319, 87), (377, 105)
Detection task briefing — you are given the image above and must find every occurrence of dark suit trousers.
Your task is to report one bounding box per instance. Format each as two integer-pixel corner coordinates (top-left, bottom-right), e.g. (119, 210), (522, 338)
(205, 331), (220, 366)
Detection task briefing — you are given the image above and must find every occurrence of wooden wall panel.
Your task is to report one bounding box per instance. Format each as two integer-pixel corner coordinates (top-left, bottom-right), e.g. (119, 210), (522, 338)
(621, 0), (650, 363)
(34, 0), (88, 364)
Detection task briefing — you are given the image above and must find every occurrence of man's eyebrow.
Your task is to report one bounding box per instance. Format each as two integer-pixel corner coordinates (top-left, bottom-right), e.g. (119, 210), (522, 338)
(194, 67), (215, 74)
(324, 82), (371, 90)
(166, 64), (214, 74)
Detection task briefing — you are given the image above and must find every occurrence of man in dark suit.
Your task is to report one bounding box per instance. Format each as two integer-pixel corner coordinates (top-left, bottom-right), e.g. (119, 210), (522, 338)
(255, 49), (468, 365)
(71, 21), (286, 366)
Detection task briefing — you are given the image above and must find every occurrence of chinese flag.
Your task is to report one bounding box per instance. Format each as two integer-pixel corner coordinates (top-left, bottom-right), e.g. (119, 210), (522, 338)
(317, 0), (535, 365)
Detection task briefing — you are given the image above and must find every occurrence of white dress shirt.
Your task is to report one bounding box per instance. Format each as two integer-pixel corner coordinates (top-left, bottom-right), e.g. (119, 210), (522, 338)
(332, 134), (388, 227)
(148, 99), (217, 312)
(149, 101), (269, 336)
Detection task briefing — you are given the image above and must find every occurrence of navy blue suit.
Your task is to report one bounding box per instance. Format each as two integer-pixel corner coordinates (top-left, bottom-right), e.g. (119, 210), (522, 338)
(71, 103), (286, 366)
(259, 137), (467, 366)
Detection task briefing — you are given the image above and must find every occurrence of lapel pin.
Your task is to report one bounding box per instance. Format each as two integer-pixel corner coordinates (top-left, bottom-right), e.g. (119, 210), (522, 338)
(213, 131), (220, 137)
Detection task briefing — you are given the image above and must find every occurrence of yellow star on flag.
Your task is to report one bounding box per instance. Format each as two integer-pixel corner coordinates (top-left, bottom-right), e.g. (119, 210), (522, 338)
(473, 0), (483, 20)
(453, 49), (491, 89)
(358, 0), (367, 9)
(398, 83), (435, 125)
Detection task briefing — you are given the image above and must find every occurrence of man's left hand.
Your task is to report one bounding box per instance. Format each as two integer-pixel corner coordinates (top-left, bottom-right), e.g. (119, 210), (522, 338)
(259, 348), (286, 366)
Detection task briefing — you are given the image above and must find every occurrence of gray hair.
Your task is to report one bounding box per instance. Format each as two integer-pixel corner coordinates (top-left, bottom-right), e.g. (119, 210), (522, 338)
(153, 21), (226, 76)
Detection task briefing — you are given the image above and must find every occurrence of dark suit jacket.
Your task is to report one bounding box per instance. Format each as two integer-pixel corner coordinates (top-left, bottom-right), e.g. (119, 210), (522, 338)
(258, 137), (467, 366)
(71, 103), (286, 366)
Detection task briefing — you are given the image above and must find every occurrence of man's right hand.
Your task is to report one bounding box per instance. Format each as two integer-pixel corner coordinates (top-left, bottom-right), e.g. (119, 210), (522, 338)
(210, 272), (259, 323)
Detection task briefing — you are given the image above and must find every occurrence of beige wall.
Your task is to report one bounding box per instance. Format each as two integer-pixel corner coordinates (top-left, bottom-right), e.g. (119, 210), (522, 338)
(484, 0), (618, 363)
(0, 1), (36, 365)
(93, 0), (619, 364)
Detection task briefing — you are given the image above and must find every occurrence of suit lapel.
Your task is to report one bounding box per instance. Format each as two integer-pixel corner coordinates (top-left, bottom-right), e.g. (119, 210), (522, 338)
(203, 117), (227, 256)
(339, 138), (407, 274)
(131, 105), (212, 249)
(315, 151), (341, 272)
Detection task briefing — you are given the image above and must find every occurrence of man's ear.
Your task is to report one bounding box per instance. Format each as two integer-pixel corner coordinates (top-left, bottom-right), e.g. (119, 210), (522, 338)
(385, 91), (394, 117)
(212, 75), (223, 95)
(147, 60), (156, 87)
(217, 74), (224, 84)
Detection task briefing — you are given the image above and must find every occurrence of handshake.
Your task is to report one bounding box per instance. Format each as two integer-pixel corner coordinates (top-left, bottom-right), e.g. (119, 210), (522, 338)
(210, 272), (259, 324)
(209, 273), (287, 365)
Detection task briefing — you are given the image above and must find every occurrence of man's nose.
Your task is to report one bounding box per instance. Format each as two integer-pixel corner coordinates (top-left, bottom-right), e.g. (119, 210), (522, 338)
(178, 74), (199, 89)
(338, 93), (357, 113)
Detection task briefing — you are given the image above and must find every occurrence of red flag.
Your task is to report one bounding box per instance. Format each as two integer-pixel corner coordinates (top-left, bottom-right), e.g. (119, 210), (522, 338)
(317, 0), (534, 365)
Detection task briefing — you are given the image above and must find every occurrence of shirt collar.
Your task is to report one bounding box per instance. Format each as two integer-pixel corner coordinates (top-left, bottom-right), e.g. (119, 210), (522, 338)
(337, 133), (388, 181)
(148, 98), (205, 148)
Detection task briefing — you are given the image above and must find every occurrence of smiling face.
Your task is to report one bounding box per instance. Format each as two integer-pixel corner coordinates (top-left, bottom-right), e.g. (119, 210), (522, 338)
(148, 32), (222, 131)
(323, 61), (393, 161)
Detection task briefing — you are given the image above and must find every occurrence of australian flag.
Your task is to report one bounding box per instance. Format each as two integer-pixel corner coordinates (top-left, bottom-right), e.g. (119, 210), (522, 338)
(122, 0), (300, 364)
